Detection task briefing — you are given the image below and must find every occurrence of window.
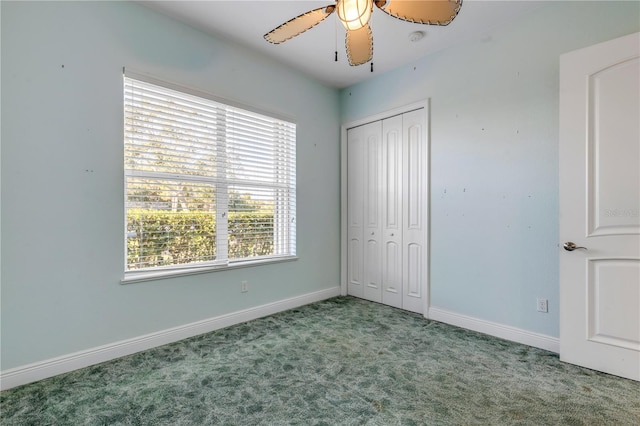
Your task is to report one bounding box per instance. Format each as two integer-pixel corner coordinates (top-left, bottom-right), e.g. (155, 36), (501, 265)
(124, 74), (296, 280)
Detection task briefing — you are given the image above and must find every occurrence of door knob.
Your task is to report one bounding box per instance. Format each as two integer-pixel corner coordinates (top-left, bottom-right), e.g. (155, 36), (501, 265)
(563, 241), (587, 251)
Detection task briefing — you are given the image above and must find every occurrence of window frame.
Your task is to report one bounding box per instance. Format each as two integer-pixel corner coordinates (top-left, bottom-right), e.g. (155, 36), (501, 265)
(122, 71), (297, 284)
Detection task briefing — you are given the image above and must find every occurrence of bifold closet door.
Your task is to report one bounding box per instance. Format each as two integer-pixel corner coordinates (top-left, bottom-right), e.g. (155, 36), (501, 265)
(347, 121), (383, 302)
(381, 115), (403, 309)
(347, 108), (427, 314)
(401, 109), (427, 314)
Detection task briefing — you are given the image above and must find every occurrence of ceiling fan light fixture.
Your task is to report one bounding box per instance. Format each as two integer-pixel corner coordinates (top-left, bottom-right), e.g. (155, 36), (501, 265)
(263, 0), (463, 67)
(337, 0), (373, 31)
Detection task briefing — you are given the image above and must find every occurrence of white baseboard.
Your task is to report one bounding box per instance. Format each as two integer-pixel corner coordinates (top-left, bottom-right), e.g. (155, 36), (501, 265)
(428, 307), (560, 354)
(0, 287), (341, 391)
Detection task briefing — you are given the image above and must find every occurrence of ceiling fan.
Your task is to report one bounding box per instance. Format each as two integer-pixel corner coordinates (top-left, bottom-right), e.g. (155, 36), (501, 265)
(264, 0), (463, 66)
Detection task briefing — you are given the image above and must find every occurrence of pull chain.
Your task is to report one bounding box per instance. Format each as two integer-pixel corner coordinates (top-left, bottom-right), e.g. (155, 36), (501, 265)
(334, 18), (338, 62)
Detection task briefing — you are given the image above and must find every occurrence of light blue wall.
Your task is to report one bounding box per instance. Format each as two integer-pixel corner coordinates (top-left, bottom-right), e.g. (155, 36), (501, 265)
(1, 1), (341, 370)
(341, 1), (640, 337)
(2, 0), (639, 373)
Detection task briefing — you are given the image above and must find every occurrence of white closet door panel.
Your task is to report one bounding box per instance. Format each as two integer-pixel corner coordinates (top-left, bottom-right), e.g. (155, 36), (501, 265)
(364, 238), (382, 300)
(382, 240), (402, 308)
(363, 122), (383, 302)
(405, 119), (425, 230)
(365, 133), (382, 228)
(384, 122), (402, 230)
(347, 128), (365, 297)
(382, 115), (403, 308)
(347, 130), (364, 229)
(407, 243), (423, 297)
(348, 238), (362, 294)
(384, 240), (401, 287)
(402, 109), (427, 314)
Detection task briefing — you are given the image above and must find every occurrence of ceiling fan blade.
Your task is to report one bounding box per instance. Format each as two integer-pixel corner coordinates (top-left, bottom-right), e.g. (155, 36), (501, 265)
(264, 5), (335, 44)
(375, 0), (462, 25)
(346, 24), (373, 66)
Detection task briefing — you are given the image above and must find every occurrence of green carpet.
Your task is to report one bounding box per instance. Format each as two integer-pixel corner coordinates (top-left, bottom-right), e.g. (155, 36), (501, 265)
(1, 296), (639, 425)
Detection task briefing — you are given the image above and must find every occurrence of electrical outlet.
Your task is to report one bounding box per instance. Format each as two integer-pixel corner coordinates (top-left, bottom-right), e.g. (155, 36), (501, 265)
(537, 298), (548, 313)
(241, 281), (248, 293)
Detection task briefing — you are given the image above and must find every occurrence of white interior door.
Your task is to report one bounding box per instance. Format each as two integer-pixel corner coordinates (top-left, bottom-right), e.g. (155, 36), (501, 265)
(559, 32), (640, 381)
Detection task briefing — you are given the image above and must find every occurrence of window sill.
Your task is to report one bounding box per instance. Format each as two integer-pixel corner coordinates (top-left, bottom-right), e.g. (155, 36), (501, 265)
(121, 256), (298, 284)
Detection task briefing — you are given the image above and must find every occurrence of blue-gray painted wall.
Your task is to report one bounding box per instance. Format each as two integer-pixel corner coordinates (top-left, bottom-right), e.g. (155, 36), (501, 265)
(0, 1), (340, 370)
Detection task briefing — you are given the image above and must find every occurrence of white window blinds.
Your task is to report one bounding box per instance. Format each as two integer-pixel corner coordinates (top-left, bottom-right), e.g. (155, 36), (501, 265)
(124, 75), (296, 275)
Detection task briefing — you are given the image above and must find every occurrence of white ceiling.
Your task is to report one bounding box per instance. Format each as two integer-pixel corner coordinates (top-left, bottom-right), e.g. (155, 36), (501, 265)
(140, 0), (547, 88)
